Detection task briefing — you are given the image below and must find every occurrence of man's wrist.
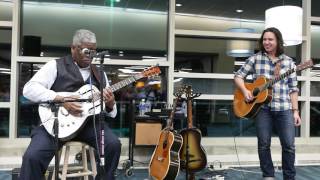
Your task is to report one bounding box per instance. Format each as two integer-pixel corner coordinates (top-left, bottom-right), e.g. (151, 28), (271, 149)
(105, 102), (115, 112)
(292, 108), (299, 113)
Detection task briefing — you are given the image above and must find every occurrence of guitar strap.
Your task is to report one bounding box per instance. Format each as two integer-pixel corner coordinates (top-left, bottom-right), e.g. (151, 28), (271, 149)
(274, 61), (281, 78)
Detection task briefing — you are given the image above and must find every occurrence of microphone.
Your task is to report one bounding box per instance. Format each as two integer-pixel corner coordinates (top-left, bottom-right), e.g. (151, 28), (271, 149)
(93, 51), (109, 58)
(91, 51), (110, 63)
(81, 48), (90, 55)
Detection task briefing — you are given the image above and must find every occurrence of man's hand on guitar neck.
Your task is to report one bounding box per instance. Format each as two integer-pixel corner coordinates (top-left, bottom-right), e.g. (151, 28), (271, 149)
(102, 88), (115, 112)
(54, 95), (83, 116)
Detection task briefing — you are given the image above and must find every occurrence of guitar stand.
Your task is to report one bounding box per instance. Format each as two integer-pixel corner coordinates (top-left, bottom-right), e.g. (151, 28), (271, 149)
(184, 111), (195, 180)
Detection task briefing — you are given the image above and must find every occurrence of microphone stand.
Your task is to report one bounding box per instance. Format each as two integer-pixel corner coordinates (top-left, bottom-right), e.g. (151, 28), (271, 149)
(52, 103), (59, 180)
(94, 52), (108, 180)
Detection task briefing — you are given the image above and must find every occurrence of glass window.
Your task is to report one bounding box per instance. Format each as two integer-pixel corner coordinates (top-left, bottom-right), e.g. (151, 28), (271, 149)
(20, 0), (168, 60)
(192, 100), (257, 137)
(0, 108), (9, 137)
(311, 82), (320, 96)
(18, 62), (167, 137)
(0, 29), (11, 102)
(311, 25), (320, 75)
(175, 37), (300, 74)
(310, 102), (320, 137)
(174, 78), (234, 95)
(175, 0), (301, 33)
(185, 100), (300, 137)
(0, 1), (12, 21)
(311, 0), (320, 17)
(175, 37), (258, 74)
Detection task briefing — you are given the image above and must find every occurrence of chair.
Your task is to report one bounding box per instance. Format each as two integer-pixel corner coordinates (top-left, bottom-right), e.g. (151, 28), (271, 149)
(52, 141), (97, 180)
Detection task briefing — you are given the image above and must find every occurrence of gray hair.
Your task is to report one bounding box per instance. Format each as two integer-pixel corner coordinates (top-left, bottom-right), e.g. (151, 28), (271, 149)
(72, 29), (96, 46)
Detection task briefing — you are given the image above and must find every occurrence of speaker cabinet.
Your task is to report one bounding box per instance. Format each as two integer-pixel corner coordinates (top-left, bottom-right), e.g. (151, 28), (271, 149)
(23, 35), (41, 56)
(134, 119), (162, 146)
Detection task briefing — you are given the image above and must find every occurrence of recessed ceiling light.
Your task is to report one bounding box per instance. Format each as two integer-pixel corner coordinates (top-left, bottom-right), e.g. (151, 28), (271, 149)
(176, 3), (182, 7)
(115, 0), (121, 2)
(236, 9), (243, 13)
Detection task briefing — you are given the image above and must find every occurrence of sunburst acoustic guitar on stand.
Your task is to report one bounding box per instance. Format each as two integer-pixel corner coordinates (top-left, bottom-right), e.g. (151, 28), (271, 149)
(233, 60), (313, 118)
(179, 85), (207, 180)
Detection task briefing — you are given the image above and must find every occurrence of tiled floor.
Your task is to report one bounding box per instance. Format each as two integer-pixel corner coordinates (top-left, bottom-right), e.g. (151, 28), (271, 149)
(3, 166), (320, 180)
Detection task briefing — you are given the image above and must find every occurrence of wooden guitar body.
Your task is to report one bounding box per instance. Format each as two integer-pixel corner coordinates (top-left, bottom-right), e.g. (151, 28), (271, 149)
(179, 128), (207, 173)
(149, 88), (184, 180)
(233, 76), (272, 118)
(149, 130), (183, 180)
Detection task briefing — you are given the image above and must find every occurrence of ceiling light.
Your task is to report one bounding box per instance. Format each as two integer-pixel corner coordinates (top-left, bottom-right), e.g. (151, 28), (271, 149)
(174, 78), (183, 83)
(265, 6), (302, 46)
(118, 69), (134, 73)
(226, 28), (255, 57)
(236, 9), (243, 13)
(176, 3), (182, 7)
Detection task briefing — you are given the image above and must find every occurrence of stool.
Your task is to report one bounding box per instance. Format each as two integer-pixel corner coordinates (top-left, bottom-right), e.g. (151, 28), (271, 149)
(52, 142), (97, 180)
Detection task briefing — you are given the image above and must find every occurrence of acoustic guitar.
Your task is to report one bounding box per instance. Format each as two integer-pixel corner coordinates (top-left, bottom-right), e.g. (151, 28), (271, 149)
(38, 66), (161, 140)
(233, 60), (313, 118)
(149, 87), (184, 180)
(179, 85), (207, 176)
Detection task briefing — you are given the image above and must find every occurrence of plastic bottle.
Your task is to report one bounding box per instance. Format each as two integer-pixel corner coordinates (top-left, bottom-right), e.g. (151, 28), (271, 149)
(145, 100), (152, 113)
(139, 99), (146, 116)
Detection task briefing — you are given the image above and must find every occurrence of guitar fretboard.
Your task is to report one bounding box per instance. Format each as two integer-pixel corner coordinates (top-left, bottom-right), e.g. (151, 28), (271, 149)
(261, 68), (296, 91)
(257, 60), (313, 92)
(110, 74), (142, 92)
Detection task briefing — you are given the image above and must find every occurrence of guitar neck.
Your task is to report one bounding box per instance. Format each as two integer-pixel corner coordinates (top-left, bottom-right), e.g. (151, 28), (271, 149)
(259, 60), (313, 92)
(167, 98), (179, 129)
(109, 74), (142, 92)
(268, 68), (295, 87)
(260, 68), (295, 91)
(187, 99), (193, 128)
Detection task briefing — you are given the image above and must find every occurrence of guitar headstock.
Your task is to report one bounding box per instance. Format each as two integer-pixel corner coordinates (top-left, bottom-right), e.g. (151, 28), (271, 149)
(141, 66), (161, 78)
(173, 86), (185, 98)
(184, 85), (192, 98)
(296, 60), (314, 71)
(183, 85), (201, 99)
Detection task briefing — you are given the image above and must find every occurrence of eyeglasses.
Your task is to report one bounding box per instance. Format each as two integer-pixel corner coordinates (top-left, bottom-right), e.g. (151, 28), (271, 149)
(78, 47), (97, 58)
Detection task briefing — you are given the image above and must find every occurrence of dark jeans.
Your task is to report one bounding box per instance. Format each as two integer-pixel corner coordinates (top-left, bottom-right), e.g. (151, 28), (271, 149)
(256, 108), (296, 180)
(19, 120), (121, 180)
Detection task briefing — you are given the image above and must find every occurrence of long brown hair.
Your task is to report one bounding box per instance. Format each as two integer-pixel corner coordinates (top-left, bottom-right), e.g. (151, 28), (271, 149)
(258, 27), (284, 56)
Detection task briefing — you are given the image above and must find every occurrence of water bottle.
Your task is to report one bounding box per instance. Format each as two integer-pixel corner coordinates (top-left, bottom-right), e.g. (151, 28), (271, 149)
(139, 99), (146, 116)
(145, 100), (152, 113)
